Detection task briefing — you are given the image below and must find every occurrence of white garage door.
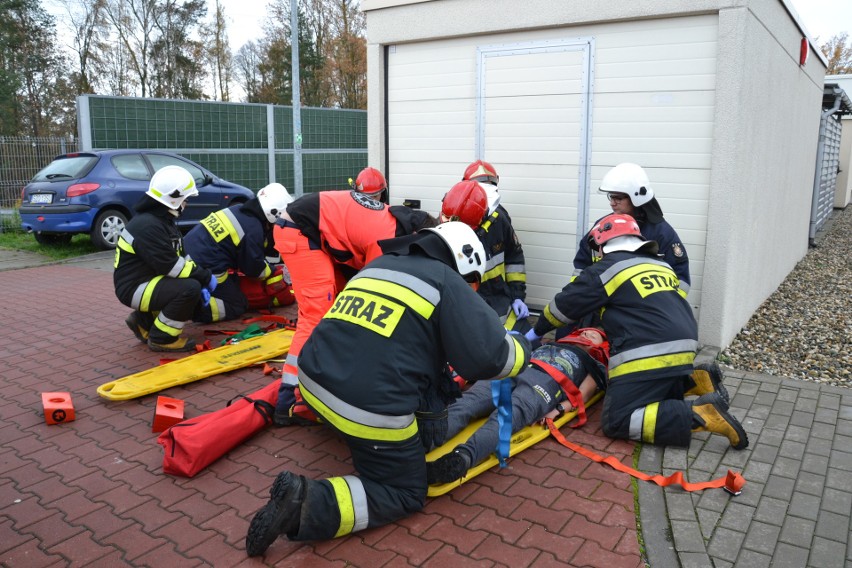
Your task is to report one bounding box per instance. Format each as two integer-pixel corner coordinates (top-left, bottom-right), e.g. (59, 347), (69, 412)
(387, 37), (594, 308)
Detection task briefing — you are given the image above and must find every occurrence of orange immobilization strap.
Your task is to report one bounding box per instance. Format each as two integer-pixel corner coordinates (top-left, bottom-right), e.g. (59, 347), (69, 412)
(545, 419), (746, 495)
(530, 359), (587, 428)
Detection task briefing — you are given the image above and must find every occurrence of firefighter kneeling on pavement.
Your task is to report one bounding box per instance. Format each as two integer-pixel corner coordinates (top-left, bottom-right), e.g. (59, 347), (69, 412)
(245, 222), (531, 555)
(114, 166), (216, 352)
(183, 182), (295, 322)
(525, 213), (749, 451)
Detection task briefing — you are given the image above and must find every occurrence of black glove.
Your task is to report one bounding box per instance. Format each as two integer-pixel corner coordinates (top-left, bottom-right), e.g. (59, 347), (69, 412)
(416, 381), (450, 449)
(438, 365), (463, 405)
(415, 407), (448, 450)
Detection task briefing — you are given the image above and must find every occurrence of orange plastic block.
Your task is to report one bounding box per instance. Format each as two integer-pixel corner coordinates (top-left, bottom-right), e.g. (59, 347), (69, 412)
(152, 396), (185, 433)
(42, 392), (75, 425)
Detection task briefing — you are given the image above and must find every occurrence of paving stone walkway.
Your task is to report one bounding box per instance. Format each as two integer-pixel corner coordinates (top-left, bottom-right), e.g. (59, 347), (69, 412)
(1, 251), (849, 567)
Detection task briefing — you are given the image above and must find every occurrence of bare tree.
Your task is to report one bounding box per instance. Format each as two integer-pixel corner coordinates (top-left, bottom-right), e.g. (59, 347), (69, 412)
(234, 40), (265, 102)
(326, 0), (365, 109)
(54, 0), (109, 94)
(150, 0), (207, 99)
(205, 0), (232, 101)
(822, 33), (852, 75)
(102, 0), (159, 97)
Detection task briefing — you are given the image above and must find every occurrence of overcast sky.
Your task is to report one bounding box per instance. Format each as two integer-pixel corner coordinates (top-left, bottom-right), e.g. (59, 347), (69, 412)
(42, 0), (850, 59)
(214, 0), (851, 51)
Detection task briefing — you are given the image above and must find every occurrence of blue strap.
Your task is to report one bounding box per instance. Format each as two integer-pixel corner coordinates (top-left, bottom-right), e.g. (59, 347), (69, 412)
(491, 378), (513, 467)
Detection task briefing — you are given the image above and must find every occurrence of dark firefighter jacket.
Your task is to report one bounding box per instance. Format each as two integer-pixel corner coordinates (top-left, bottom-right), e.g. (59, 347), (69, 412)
(287, 190), (435, 272)
(534, 249), (697, 383)
(573, 214), (690, 293)
(476, 205), (527, 314)
(113, 198), (212, 304)
(182, 199), (273, 281)
(297, 235), (530, 433)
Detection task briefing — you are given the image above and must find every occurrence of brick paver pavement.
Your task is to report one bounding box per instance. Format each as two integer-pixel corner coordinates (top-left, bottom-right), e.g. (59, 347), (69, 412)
(0, 263), (645, 567)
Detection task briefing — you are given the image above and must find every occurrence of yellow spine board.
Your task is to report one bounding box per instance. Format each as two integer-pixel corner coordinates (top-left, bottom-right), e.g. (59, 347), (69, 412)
(426, 391), (604, 497)
(97, 329), (294, 401)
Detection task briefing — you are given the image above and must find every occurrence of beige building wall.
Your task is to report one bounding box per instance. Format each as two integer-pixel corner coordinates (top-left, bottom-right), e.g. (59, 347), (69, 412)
(837, 118), (852, 208)
(363, 0), (827, 350)
(827, 75), (852, 208)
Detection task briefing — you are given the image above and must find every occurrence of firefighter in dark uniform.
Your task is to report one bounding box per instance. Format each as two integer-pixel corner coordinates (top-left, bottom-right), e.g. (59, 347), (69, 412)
(273, 175), (438, 426)
(572, 162), (690, 292)
(183, 183), (293, 322)
(525, 213), (747, 450)
(114, 166), (216, 352)
(246, 222), (531, 553)
(460, 160), (530, 333)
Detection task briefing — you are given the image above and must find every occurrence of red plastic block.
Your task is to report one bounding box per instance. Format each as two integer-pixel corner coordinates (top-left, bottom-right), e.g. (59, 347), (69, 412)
(42, 392), (75, 425)
(152, 396), (185, 433)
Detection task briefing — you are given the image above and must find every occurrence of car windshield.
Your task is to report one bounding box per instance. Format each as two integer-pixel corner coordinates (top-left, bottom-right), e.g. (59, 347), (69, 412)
(32, 155), (98, 182)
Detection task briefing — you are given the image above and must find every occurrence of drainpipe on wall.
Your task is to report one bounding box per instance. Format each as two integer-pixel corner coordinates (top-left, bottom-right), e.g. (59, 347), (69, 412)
(809, 91), (842, 245)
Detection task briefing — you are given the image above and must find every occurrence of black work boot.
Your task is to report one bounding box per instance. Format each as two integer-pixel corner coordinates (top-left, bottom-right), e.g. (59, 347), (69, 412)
(273, 411), (315, 427)
(426, 447), (472, 485)
(125, 311), (149, 343)
(692, 392), (749, 450)
(246, 472), (306, 556)
(147, 335), (196, 352)
(685, 362), (730, 404)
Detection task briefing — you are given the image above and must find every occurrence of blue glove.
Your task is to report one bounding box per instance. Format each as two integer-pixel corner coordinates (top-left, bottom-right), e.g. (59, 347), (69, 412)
(511, 299), (529, 318)
(524, 329), (541, 343)
(201, 288), (211, 306)
(207, 274), (218, 293)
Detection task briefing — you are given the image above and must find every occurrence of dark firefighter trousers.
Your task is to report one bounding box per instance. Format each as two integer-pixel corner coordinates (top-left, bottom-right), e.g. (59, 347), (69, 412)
(601, 374), (694, 447)
(123, 277), (202, 343)
(193, 276), (248, 324)
(288, 403), (427, 541)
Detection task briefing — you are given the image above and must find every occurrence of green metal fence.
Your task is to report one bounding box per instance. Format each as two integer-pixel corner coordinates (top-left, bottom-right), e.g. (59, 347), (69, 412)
(78, 95), (368, 195)
(0, 136), (79, 232)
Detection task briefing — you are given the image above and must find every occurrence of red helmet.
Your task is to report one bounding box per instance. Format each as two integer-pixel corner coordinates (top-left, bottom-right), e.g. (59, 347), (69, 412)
(441, 181), (488, 229)
(556, 328), (610, 368)
(590, 213), (641, 249)
(352, 167), (387, 197)
(462, 160), (499, 186)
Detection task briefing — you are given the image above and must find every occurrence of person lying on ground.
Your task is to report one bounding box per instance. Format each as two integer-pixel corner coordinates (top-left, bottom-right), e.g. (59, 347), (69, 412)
(426, 328), (609, 485)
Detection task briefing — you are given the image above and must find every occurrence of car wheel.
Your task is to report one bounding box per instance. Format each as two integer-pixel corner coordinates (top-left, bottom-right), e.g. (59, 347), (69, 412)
(91, 209), (128, 250)
(33, 232), (73, 246)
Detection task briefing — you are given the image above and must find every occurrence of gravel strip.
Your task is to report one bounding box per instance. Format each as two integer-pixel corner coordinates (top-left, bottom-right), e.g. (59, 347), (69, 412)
(720, 205), (852, 388)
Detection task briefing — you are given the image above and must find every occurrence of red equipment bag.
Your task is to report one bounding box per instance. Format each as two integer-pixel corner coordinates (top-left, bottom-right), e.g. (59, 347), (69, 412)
(157, 380), (279, 477)
(237, 266), (296, 310)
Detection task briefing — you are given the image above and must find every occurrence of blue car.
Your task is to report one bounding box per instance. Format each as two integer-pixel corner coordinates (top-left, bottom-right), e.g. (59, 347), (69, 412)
(19, 150), (256, 249)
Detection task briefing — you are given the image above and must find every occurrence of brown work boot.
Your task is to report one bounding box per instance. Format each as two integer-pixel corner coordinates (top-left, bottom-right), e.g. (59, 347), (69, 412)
(685, 362), (729, 404)
(246, 472), (306, 556)
(692, 392), (749, 450)
(125, 312), (149, 343)
(147, 336), (196, 352)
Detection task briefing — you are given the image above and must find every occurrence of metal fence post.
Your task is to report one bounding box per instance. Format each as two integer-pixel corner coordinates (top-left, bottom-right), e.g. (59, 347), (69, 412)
(267, 105), (276, 186)
(291, 0), (303, 197)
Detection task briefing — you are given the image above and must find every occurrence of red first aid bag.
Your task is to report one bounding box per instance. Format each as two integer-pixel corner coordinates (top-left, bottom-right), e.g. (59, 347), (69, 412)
(157, 380), (279, 477)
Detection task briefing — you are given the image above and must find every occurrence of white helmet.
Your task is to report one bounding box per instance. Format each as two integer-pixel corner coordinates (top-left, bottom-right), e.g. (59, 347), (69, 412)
(598, 163), (654, 207)
(423, 221), (486, 282)
(256, 183), (293, 223)
(147, 165), (198, 209)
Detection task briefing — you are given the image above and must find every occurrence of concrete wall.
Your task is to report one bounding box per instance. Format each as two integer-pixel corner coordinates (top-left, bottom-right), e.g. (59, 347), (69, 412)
(363, 0), (827, 349)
